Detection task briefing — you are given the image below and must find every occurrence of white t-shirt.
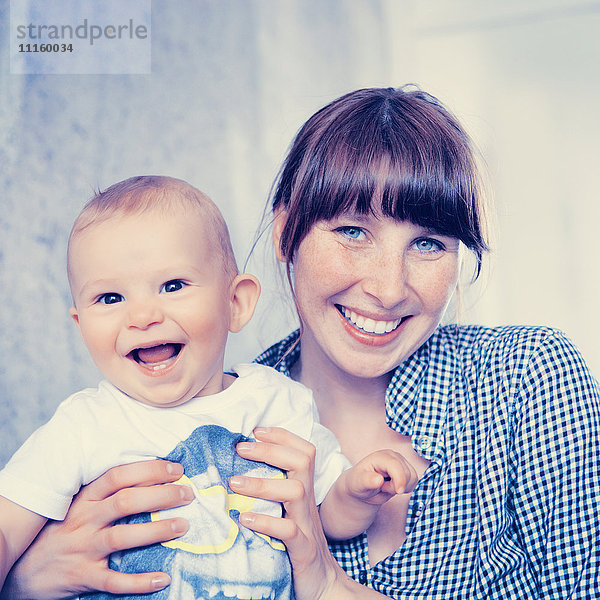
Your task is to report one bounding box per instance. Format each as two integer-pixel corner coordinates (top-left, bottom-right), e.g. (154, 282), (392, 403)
(0, 363), (349, 520)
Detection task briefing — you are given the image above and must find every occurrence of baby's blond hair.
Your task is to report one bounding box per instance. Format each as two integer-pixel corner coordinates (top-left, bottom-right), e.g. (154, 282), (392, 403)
(67, 176), (238, 287)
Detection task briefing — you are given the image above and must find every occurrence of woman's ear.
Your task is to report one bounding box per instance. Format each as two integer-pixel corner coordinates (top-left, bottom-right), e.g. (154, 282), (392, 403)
(228, 274), (261, 333)
(272, 207), (287, 263)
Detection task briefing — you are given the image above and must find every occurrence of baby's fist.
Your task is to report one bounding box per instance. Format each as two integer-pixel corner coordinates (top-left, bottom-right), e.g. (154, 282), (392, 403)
(347, 449), (418, 504)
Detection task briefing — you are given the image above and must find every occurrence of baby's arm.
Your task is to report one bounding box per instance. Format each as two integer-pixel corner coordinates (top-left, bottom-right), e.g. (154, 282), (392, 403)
(319, 450), (417, 541)
(0, 496), (47, 588)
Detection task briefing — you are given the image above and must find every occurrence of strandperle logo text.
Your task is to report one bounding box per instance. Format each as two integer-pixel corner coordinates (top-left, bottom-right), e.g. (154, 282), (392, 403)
(16, 18), (148, 46)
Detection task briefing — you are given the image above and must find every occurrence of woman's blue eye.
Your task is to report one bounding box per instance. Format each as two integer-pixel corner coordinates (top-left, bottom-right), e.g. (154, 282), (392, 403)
(338, 226), (365, 240)
(161, 280), (186, 293)
(414, 238), (442, 253)
(98, 293), (123, 305)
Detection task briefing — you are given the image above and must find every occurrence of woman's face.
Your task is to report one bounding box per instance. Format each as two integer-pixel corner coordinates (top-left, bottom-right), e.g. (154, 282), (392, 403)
(279, 209), (461, 381)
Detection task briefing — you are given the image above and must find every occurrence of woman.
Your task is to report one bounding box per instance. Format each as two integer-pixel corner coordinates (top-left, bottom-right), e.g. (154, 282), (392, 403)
(4, 87), (599, 599)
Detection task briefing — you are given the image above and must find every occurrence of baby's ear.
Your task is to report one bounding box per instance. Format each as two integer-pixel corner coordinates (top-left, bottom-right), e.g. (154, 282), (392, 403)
(228, 274), (260, 333)
(69, 306), (80, 327)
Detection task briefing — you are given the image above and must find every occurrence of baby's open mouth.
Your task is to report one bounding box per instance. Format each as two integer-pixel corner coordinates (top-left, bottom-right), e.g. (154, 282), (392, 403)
(129, 343), (183, 371)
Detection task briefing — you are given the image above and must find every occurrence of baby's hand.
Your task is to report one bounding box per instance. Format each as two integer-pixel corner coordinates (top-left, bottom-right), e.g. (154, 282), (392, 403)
(320, 449), (419, 540)
(346, 449), (418, 506)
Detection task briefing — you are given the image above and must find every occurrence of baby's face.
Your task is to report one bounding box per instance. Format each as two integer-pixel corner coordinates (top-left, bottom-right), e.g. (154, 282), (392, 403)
(68, 208), (233, 407)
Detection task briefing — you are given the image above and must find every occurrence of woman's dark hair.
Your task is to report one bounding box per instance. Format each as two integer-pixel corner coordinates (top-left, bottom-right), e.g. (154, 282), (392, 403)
(272, 86), (490, 279)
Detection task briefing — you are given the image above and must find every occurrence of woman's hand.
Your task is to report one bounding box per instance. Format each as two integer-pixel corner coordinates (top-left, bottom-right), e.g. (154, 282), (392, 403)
(230, 427), (387, 600)
(1, 460), (193, 600)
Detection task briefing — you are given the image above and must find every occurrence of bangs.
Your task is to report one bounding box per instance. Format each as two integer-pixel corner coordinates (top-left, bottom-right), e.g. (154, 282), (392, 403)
(293, 134), (483, 250)
(274, 87), (489, 277)
(302, 147), (480, 245)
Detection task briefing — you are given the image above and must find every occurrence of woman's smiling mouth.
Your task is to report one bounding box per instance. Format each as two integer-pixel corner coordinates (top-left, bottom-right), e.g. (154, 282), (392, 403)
(336, 305), (406, 335)
(334, 305), (412, 348)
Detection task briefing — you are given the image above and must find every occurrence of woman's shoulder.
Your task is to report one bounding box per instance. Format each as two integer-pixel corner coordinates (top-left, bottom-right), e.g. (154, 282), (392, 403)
(433, 323), (576, 360)
(433, 324), (596, 393)
(435, 323), (562, 345)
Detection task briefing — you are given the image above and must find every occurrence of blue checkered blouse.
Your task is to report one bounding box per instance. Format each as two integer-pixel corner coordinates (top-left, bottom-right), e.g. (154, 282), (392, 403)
(255, 325), (600, 599)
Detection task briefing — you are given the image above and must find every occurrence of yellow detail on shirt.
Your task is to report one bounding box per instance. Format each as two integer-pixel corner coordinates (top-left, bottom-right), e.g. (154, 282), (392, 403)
(151, 473), (286, 553)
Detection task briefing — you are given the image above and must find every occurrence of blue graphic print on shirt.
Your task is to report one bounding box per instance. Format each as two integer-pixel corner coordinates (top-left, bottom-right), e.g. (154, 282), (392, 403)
(87, 424), (293, 600)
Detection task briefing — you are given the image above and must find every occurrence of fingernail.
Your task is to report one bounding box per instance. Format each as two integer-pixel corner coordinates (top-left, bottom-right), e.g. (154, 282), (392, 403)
(237, 442), (253, 453)
(239, 513), (255, 525)
(180, 486), (194, 501)
(171, 518), (188, 534)
(151, 574), (170, 590)
(166, 462), (183, 476)
(229, 476), (246, 488)
(254, 427), (271, 434)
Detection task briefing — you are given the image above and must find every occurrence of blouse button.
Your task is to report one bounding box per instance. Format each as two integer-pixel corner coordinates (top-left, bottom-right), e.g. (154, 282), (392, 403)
(358, 570), (368, 584)
(416, 435), (432, 450)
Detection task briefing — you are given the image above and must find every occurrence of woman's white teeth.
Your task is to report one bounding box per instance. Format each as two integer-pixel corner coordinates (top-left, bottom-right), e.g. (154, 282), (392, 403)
(152, 364), (167, 371)
(342, 307), (401, 334)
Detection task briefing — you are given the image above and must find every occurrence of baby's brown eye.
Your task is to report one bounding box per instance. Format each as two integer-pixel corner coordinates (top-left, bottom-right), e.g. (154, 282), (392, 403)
(161, 280), (186, 293)
(98, 293), (123, 305)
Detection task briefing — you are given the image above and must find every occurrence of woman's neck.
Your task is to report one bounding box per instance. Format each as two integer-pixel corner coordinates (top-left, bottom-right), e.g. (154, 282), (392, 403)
(292, 334), (392, 426)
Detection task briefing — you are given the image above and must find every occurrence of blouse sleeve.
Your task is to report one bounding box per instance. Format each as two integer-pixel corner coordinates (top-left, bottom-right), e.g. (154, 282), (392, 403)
(512, 330), (600, 598)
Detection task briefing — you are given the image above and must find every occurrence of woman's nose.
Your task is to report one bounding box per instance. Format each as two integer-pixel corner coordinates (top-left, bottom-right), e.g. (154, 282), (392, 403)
(127, 299), (164, 329)
(361, 254), (409, 309)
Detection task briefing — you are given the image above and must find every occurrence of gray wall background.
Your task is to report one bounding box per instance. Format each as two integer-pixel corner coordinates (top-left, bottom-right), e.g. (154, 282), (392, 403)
(1, 0), (599, 467)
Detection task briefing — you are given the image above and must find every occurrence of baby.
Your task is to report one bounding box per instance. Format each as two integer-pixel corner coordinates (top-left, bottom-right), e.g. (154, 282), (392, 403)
(0, 176), (408, 600)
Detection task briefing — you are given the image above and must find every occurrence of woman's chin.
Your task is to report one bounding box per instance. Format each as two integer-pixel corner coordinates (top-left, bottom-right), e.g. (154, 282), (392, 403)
(330, 351), (401, 382)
